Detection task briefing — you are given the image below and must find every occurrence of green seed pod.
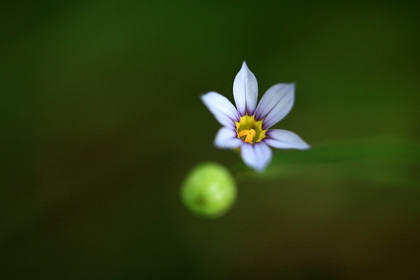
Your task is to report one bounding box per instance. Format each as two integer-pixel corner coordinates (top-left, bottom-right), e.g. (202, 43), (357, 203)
(180, 162), (237, 218)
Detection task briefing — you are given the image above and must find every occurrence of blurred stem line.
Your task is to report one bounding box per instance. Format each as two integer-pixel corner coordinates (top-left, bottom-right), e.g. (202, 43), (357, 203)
(237, 138), (420, 186)
(271, 138), (420, 166)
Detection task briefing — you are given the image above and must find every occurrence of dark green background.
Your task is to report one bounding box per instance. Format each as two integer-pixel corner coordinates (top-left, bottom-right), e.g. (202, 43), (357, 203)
(1, 1), (420, 279)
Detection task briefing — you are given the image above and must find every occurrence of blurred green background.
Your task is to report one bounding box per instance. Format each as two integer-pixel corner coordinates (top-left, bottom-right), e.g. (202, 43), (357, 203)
(1, 1), (420, 279)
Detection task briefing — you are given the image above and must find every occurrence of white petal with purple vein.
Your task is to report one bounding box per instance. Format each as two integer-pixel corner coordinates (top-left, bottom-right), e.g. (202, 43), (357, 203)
(233, 61), (258, 117)
(201, 91), (239, 130)
(240, 142), (272, 172)
(214, 127), (243, 149)
(254, 83), (295, 129)
(264, 129), (310, 150)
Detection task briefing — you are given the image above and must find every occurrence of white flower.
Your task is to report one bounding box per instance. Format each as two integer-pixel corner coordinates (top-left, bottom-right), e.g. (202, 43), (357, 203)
(201, 61), (310, 172)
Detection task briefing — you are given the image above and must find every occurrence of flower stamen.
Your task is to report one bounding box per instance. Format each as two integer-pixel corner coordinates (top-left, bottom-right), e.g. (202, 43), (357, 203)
(235, 115), (266, 144)
(238, 129), (256, 143)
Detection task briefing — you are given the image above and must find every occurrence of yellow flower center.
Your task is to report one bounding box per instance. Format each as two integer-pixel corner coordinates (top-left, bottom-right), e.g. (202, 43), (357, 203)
(235, 115), (266, 144)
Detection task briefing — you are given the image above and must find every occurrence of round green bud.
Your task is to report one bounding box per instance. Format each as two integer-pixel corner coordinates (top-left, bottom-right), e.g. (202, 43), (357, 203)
(180, 162), (237, 218)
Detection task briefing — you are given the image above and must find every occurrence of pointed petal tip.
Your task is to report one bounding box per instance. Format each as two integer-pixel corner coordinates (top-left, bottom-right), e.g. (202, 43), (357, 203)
(294, 142), (311, 150)
(252, 162), (268, 173)
(199, 94), (206, 103)
(200, 91), (213, 101)
(286, 82), (296, 90)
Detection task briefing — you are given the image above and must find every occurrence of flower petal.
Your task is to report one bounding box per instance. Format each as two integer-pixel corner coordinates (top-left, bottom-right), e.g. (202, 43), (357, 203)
(233, 61), (258, 117)
(201, 91), (239, 130)
(264, 129), (310, 150)
(214, 127), (242, 149)
(255, 83), (295, 130)
(240, 142), (272, 172)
